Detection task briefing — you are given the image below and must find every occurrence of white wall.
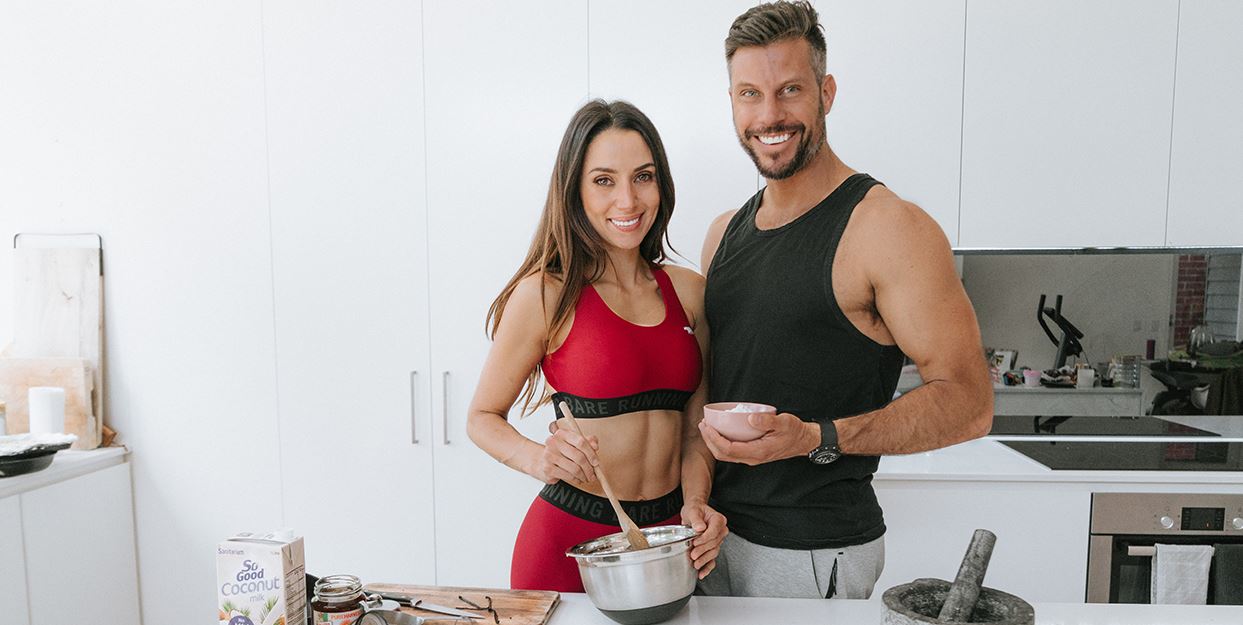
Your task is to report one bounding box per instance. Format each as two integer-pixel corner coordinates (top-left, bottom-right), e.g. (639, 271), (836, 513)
(962, 254), (1176, 370)
(0, 3), (281, 624)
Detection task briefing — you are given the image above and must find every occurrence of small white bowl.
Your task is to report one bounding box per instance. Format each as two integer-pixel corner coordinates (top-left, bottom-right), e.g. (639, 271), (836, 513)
(702, 402), (776, 442)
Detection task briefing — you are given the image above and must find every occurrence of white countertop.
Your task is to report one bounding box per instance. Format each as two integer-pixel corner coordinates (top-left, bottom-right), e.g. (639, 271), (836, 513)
(993, 386), (1143, 395)
(0, 447), (129, 499)
(876, 438), (1243, 484)
(547, 593), (1243, 625)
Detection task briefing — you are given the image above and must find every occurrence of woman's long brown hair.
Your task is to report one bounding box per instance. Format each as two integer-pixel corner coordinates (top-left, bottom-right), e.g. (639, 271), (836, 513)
(486, 99), (677, 415)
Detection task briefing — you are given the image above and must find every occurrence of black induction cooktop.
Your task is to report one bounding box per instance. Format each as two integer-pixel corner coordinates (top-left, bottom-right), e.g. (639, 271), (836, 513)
(1001, 440), (1243, 471)
(989, 415), (1219, 437)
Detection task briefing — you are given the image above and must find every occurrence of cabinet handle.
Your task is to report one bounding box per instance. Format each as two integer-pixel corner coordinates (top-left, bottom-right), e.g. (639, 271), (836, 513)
(442, 371), (451, 445)
(409, 371), (419, 445)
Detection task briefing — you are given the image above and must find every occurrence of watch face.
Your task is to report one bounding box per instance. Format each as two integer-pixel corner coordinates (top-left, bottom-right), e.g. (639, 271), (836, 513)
(810, 447), (841, 465)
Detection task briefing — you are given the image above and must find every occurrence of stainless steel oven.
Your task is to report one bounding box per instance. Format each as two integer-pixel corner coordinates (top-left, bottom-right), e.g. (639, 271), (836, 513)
(1087, 492), (1243, 603)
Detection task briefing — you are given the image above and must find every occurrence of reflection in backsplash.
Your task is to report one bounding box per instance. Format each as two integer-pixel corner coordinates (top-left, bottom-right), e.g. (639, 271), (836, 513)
(955, 250), (1243, 417)
(959, 252), (1242, 371)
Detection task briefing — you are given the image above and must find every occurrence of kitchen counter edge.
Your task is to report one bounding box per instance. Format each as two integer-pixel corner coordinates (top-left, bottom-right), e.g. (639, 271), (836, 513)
(0, 447), (130, 499)
(875, 438), (1243, 484)
(548, 593), (1243, 625)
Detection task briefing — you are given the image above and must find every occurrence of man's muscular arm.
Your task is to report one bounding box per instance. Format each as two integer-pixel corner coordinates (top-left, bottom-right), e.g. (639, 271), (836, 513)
(832, 200), (993, 454)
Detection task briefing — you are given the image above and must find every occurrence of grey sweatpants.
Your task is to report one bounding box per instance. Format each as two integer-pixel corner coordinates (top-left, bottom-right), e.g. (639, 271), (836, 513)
(697, 532), (885, 599)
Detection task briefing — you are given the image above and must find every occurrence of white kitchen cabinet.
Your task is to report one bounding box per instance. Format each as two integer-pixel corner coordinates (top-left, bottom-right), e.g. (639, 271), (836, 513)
(588, 0), (761, 262)
(818, 0), (966, 244)
(0, 496), (30, 625)
(263, 0), (437, 584)
(1166, 0), (1243, 246)
(21, 462), (140, 625)
(874, 481), (1090, 603)
(423, 0), (589, 587)
(959, 0), (1180, 248)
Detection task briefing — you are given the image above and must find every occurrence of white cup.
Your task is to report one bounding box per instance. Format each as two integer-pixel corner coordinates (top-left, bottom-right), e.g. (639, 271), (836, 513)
(1076, 368), (1096, 389)
(28, 387), (66, 434)
(1023, 370), (1042, 388)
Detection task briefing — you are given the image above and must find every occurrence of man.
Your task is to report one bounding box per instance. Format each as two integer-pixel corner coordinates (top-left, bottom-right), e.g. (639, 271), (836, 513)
(689, 1), (994, 600)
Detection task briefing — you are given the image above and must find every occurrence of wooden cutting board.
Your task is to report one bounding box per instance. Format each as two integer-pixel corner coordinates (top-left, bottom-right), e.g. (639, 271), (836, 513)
(11, 235), (104, 448)
(0, 357), (96, 449)
(364, 584), (560, 625)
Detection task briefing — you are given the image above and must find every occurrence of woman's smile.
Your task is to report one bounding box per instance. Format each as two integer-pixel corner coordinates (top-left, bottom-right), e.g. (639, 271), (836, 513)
(608, 214), (643, 232)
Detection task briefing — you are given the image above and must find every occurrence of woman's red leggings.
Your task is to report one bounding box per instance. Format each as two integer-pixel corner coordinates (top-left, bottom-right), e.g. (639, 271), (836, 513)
(510, 481), (682, 592)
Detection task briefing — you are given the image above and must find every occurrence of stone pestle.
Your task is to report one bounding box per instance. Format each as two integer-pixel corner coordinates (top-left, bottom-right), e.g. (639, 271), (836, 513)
(936, 529), (997, 622)
(879, 529), (1032, 625)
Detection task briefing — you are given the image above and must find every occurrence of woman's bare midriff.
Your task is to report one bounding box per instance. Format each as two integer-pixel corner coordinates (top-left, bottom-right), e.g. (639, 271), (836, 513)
(557, 408), (682, 502)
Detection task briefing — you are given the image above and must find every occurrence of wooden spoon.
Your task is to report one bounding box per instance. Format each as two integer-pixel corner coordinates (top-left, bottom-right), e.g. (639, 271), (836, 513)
(558, 402), (651, 550)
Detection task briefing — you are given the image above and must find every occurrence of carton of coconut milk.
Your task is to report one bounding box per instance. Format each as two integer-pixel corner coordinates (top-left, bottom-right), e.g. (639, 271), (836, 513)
(217, 530), (306, 625)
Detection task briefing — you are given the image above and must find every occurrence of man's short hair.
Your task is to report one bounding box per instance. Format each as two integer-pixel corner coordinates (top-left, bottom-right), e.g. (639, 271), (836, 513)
(725, 1), (826, 78)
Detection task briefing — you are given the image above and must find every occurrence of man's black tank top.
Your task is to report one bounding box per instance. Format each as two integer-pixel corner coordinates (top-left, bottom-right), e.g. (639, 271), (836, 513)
(704, 173), (904, 550)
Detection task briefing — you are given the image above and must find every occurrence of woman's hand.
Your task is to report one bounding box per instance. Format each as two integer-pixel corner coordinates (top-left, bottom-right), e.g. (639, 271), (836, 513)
(530, 425), (600, 484)
(681, 499), (728, 578)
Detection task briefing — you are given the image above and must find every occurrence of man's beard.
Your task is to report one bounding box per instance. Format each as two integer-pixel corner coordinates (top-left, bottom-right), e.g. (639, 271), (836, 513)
(737, 103), (827, 180)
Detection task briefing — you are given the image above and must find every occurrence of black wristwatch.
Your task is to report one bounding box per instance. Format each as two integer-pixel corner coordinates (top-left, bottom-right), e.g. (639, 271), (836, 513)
(808, 420), (842, 465)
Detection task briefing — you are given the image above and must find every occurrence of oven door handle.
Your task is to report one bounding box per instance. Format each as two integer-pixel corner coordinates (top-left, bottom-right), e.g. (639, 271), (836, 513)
(1127, 545), (1156, 557)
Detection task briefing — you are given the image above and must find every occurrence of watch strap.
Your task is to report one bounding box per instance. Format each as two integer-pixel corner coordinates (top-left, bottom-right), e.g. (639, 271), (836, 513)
(808, 419), (842, 465)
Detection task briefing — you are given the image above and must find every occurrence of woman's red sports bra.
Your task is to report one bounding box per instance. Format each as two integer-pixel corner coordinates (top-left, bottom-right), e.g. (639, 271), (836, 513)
(543, 267), (702, 419)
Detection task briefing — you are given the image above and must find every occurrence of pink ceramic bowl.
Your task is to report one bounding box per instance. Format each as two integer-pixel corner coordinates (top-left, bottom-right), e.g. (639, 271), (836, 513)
(703, 402), (777, 442)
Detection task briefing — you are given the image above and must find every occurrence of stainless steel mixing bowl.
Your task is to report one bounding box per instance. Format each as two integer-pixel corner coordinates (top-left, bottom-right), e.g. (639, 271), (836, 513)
(566, 525), (697, 625)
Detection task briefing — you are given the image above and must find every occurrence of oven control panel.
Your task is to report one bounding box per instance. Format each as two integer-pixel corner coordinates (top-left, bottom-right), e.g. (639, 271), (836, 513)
(1090, 492), (1243, 535)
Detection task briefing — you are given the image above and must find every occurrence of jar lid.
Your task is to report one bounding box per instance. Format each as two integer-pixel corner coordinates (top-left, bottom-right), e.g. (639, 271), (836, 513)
(314, 574), (363, 602)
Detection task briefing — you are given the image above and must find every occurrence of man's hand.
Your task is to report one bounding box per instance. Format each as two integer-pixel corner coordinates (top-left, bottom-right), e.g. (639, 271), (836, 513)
(680, 499), (727, 579)
(698, 412), (820, 465)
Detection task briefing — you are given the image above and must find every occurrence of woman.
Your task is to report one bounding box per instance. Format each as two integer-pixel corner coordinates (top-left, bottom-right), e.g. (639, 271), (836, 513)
(466, 100), (726, 592)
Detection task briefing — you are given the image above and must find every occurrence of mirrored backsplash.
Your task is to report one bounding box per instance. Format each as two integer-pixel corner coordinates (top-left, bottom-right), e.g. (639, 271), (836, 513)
(959, 250), (1241, 370)
(953, 249), (1243, 417)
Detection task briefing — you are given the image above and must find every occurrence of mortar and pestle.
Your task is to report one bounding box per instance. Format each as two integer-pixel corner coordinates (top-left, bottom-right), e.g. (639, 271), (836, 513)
(882, 530), (1034, 625)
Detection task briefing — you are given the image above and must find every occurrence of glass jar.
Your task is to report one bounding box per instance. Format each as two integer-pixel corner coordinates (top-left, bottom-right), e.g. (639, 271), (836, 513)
(1110, 355), (1142, 389)
(311, 574), (364, 625)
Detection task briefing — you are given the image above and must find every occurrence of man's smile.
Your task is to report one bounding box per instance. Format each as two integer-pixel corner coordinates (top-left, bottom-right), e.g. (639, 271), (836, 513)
(748, 125), (804, 151)
(757, 132), (793, 145)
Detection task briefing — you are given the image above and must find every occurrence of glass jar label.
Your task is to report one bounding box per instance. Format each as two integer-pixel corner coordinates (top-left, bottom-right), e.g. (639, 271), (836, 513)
(314, 608), (362, 624)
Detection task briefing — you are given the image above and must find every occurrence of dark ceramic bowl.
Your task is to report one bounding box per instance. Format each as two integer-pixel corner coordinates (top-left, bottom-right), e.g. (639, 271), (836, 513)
(0, 442), (71, 478)
(0, 447), (59, 477)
